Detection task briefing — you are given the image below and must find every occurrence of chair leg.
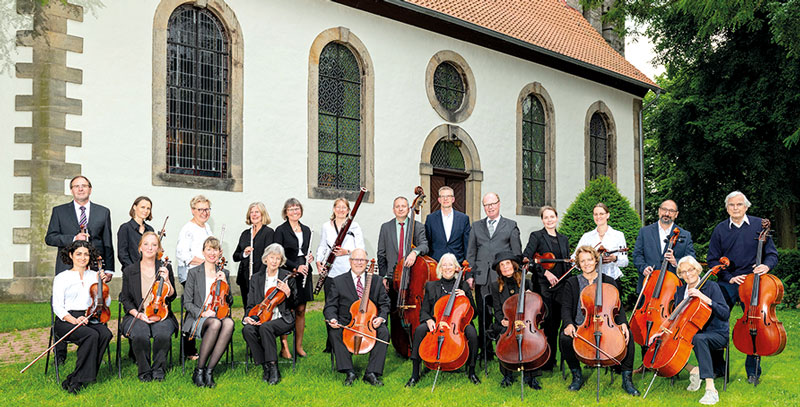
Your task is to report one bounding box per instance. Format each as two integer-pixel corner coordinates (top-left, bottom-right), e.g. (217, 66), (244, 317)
(45, 313), (54, 375)
(723, 344), (729, 392)
(116, 302), (122, 379)
(291, 329), (297, 373)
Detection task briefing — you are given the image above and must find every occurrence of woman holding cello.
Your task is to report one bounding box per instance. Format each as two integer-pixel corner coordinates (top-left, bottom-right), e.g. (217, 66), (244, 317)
(559, 245), (639, 396)
(119, 232), (177, 382)
(405, 253), (478, 387)
(183, 236), (234, 388)
(51, 240), (113, 394)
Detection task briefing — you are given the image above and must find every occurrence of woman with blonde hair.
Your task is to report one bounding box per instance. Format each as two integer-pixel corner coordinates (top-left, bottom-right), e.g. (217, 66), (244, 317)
(233, 202), (275, 308)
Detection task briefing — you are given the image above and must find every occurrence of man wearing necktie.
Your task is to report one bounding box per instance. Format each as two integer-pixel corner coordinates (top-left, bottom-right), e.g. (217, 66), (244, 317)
(376, 196), (429, 291)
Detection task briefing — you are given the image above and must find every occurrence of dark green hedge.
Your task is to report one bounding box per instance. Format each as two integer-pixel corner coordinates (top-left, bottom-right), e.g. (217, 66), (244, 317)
(773, 249), (800, 309)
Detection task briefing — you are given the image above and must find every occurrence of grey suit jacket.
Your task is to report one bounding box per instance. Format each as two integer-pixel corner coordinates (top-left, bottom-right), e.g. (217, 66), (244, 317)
(182, 265), (232, 333)
(466, 216), (522, 286)
(376, 218), (428, 279)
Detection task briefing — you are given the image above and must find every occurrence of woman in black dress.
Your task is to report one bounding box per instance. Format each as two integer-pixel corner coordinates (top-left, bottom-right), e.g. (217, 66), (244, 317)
(232, 202), (275, 308)
(117, 196), (155, 270)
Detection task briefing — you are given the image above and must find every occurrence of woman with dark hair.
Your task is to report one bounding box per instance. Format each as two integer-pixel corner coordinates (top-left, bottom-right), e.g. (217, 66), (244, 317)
(51, 240), (113, 394)
(573, 202), (629, 282)
(233, 202), (275, 308)
(117, 196), (155, 270)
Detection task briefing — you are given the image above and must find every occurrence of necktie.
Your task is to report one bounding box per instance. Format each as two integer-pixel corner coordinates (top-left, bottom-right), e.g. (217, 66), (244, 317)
(488, 219), (497, 238)
(397, 222), (405, 264)
(356, 276), (363, 299)
(79, 206), (87, 230)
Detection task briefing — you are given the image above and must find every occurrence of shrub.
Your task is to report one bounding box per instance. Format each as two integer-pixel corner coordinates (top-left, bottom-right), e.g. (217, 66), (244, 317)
(773, 249), (800, 309)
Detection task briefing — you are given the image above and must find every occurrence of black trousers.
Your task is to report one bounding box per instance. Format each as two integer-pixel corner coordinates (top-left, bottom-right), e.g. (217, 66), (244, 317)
(54, 311), (112, 386)
(238, 281), (249, 311)
(475, 284), (493, 353)
(410, 323), (478, 367)
(540, 287), (562, 370)
(242, 319), (294, 364)
(693, 331), (728, 380)
(121, 315), (176, 377)
(331, 322), (389, 375)
(559, 331), (635, 371)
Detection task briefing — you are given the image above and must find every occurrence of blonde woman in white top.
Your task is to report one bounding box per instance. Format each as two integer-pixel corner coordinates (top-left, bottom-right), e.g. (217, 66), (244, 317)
(573, 202), (629, 281)
(176, 195), (213, 285)
(315, 197), (366, 280)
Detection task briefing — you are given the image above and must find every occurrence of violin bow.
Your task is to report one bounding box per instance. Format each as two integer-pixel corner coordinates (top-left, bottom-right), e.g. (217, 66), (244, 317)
(550, 242), (602, 289)
(324, 321), (390, 345)
(20, 319), (87, 373)
(572, 333), (622, 365)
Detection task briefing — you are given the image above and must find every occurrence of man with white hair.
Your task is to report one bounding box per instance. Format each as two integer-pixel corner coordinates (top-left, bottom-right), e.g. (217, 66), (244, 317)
(707, 190), (778, 386)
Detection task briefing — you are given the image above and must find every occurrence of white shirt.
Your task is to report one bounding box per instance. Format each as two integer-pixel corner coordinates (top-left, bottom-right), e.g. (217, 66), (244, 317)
(316, 221), (365, 279)
(176, 221), (213, 283)
(658, 222), (674, 253)
(295, 230), (305, 256)
(264, 273), (282, 320)
(52, 269), (110, 320)
(486, 215), (502, 234)
(441, 209), (454, 241)
(573, 226), (629, 280)
(729, 215), (750, 229)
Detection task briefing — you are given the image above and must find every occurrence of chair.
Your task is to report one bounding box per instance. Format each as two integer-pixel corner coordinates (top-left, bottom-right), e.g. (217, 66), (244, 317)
(480, 291), (494, 377)
(668, 342), (729, 390)
(244, 327), (297, 373)
(45, 302), (112, 383)
(115, 302), (175, 378)
(179, 295), (234, 374)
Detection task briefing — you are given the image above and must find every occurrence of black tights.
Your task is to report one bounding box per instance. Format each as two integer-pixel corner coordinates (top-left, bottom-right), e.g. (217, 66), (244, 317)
(198, 318), (234, 370)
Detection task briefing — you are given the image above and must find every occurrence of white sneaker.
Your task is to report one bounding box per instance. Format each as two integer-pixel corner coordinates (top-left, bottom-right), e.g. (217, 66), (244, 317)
(699, 389), (719, 405)
(687, 372), (701, 391)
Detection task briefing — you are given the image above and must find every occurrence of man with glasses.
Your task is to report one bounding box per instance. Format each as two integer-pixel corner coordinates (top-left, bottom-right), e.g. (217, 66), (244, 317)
(465, 192), (521, 359)
(425, 186), (471, 263)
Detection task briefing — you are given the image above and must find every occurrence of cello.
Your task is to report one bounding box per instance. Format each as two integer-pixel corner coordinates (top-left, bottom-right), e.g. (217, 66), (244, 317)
(732, 219), (787, 374)
(495, 259), (549, 400)
(391, 186), (438, 357)
(342, 259), (381, 355)
(86, 255), (110, 325)
(630, 228), (683, 346)
(247, 270), (300, 323)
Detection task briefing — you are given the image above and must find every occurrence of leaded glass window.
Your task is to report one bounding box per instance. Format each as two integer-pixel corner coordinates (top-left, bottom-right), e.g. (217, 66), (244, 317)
(589, 112), (607, 179)
(433, 62), (465, 112)
(318, 42), (361, 191)
(522, 95), (546, 207)
(431, 140), (465, 170)
(166, 5), (229, 177)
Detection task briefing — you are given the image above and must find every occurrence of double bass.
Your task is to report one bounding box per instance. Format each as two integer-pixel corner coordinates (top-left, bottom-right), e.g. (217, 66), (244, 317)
(391, 187), (438, 357)
(86, 256), (110, 324)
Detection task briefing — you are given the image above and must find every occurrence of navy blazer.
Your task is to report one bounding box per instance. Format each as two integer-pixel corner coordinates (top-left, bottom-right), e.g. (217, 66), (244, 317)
(632, 222), (695, 291)
(45, 201), (115, 274)
(424, 209), (471, 262)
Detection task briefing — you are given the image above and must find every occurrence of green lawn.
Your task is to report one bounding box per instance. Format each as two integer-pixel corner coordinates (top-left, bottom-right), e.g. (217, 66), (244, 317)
(1, 305), (797, 406)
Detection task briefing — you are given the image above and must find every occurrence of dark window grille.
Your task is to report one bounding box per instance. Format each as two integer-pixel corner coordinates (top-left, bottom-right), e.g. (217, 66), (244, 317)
(431, 140), (465, 170)
(589, 112), (607, 179)
(433, 62), (464, 112)
(522, 95), (547, 207)
(318, 42), (361, 191)
(166, 5), (229, 177)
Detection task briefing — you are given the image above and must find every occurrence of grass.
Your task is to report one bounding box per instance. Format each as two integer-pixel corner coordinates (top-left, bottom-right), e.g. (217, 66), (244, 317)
(0, 301), (125, 333)
(0, 304), (797, 406)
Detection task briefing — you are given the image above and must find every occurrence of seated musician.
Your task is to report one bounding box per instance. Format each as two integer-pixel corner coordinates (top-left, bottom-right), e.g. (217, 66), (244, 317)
(242, 243), (297, 385)
(559, 245), (639, 396)
(119, 232), (177, 382)
(405, 253), (479, 387)
(324, 248), (390, 386)
(488, 251), (541, 389)
(51, 240), (113, 394)
(183, 236), (234, 388)
(671, 256), (729, 406)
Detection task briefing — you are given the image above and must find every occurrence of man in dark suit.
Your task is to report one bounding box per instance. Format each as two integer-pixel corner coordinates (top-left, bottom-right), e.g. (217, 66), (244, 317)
(325, 248), (391, 386)
(425, 186), (471, 262)
(466, 192), (522, 356)
(376, 196), (429, 289)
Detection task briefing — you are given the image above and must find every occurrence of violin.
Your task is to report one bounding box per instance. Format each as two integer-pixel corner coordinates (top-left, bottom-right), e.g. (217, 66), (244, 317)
(533, 252), (576, 290)
(642, 258), (729, 378)
(343, 259), (379, 355)
(630, 228), (683, 346)
(247, 270), (299, 323)
(85, 255), (110, 324)
(144, 257), (172, 322)
(732, 219), (787, 359)
(419, 262), (473, 374)
(189, 256), (230, 340)
(156, 216), (169, 260)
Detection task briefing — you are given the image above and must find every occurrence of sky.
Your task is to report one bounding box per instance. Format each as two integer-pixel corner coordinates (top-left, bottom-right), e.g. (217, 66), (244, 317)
(624, 23), (665, 82)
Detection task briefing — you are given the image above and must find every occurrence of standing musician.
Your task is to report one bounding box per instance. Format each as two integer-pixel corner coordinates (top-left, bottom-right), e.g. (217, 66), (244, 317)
(573, 203), (628, 282)
(707, 191), (778, 385)
(119, 232), (177, 382)
(274, 198), (312, 358)
(376, 196), (429, 290)
(405, 253), (479, 387)
(183, 236), (234, 388)
(242, 243), (297, 385)
(669, 256), (730, 406)
(233, 202), (275, 309)
(117, 196), (155, 270)
(425, 186), (471, 263)
(560, 245), (639, 396)
(489, 251), (542, 389)
(51, 240), (113, 394)
(325, 248), (391, 386)
(521, 205), (570, 371)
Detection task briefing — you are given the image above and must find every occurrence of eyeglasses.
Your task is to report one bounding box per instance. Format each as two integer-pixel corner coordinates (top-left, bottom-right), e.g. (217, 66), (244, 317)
(440, 195), (454, 199)
(287, 207), (302, 212)
(483, 201), (500, 208)
(350, 259), (367, 264)
(194, 208), (211, 214)
(71, 184), (90, 189)
(659, 207), (678, 214)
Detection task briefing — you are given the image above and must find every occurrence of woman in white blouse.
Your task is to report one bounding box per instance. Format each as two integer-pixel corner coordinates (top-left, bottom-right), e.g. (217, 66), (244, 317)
(51, 240), (112, 394)
(573, 202), (629, 281)
(315, 197), (366, 280)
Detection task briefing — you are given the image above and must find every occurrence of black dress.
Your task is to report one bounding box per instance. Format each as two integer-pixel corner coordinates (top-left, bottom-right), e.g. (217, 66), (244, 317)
(274, 221), (313, 304)
(117, 218), (154, 271)
(232, 225), (275, 307)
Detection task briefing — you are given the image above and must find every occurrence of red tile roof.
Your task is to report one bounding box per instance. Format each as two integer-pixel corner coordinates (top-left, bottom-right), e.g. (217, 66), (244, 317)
(403, 0), (656, 88)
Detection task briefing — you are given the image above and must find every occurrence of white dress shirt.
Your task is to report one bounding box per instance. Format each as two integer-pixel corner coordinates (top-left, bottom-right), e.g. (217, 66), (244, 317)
(441, 209), (454, 241)
(729, 215), (750, 229)
(176, 221), (213, 283)
(52, 269), (110, 320)
(316, 221), (365, 279)
(573, 226), (629, 280)
(658, 222), (674, 253)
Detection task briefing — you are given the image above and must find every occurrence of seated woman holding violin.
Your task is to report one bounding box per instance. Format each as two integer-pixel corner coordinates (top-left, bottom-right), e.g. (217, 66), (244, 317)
(405, 253), (479, 387)
(183, 236), (234, 388)
(51, 240), (113, 394)
(119, 231), (177, 382)
(242, 243), (297, 385)
(670, 256), (730, 405)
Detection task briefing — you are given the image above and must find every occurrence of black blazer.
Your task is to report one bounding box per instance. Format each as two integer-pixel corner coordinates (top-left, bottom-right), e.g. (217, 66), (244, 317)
(489, 275), (534, 332)
(419, 277), (476, 323)
(559, 274), (627, 328)
(244, 268), (297, 324)
(522, 228), (571, 292)
(323, 271), (390, 325)
(232, 225), (275, 286)
(424, 210), (471, 262)
(273, 221), (311, 271)
(45, 201), (115, 274)
(117, 218), (155, 270)
(119, 260), (178, 327)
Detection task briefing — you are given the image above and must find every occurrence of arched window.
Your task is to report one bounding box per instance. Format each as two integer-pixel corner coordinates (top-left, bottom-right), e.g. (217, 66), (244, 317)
(589, 112), (608, 179)
(521, 95), (546, 207)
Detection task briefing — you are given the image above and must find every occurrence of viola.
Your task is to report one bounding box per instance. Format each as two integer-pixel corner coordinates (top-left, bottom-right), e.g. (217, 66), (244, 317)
(391, 186), (438, 357)
(732, 219), (787, 359)
(573, 267), (627, 368)
(630, 228), (683, 346)
(86, 255), (110, 324)
(247, 270), (300, 323)
(342, 259), (379, 355)
(314, 187), (368, 295)
(144, 257), (172, 322)
(643, 258), (729, 378)
(419, 262), (473, 372)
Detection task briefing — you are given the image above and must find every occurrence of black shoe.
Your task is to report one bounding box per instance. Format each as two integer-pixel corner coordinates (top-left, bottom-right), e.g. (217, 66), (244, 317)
(405, 376), (419, 387)
(262, 364), (270, 382)
(204, 368), (216, 388)
(152, 369), (165, 381)
(138, 371), (153, 382)
(192, 368), (206, 387)
(363, 372), (384, 387)
(500, 375), (515, 388)
(56, 354), (67, 366)
(526, 375), (542, 390)
(568, 369), (583, 391)
(344, 370), (358, 386)
(467, 373), (481, 385)
(268, 362), (281, 385)
(61, 378), (71, 392)
(747, 375), (760, 386)
(621, 370), (640, 396)
(65, 381), (82, 395)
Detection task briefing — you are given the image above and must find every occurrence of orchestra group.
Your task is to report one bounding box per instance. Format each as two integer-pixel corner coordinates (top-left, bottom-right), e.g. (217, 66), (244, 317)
(41, 175), (786, 405)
